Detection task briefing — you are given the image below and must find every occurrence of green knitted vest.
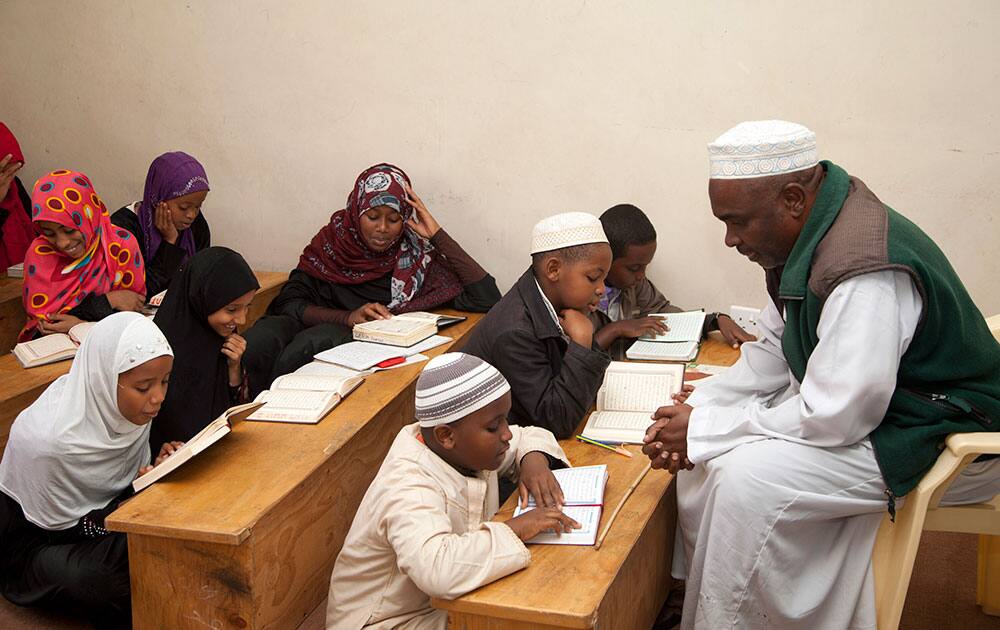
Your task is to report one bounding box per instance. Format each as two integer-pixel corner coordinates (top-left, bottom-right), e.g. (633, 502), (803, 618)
(773, 161), (1000, 498)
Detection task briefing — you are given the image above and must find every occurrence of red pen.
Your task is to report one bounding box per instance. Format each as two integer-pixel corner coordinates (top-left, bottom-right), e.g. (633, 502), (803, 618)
(375, 356), (406, 368)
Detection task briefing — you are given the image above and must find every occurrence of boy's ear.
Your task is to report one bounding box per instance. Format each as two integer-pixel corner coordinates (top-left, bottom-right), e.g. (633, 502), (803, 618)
(542, 254), (562, 282)
(433, 424), (457, 450)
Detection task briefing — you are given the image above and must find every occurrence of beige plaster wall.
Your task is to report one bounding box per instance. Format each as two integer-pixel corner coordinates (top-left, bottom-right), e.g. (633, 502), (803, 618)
(2, 1), (998, 314)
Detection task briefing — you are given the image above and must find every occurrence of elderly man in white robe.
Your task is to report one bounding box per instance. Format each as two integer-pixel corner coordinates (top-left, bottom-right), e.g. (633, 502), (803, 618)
(642, 120), (1000, 629)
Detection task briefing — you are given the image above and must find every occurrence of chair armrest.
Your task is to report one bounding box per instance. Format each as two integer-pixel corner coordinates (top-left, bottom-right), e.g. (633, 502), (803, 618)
(946, 433), (1000, 458)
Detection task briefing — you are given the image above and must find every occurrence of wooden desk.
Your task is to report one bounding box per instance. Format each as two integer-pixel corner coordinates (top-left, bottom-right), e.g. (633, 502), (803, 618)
(107, 312), (483, 630)
(0, 271), (287, 457)
(0, 275), (25, 355)
(433, 336), (740, 629)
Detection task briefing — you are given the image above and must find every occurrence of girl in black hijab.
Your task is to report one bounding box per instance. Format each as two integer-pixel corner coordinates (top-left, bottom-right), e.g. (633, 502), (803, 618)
(150, 247), (259, 449)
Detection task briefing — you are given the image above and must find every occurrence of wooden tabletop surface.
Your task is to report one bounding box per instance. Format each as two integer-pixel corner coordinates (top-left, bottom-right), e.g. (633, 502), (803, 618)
(107, 312), (483, 544)
(0, 271), (288, 452)
(432, 336), (740, 627)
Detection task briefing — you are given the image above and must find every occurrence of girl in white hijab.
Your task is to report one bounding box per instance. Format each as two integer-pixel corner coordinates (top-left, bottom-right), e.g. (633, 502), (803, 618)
(0, 312), (174, 628)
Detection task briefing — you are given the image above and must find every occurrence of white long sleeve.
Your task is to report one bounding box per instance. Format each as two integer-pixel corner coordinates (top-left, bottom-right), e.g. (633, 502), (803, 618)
(686, 270), (923, 463)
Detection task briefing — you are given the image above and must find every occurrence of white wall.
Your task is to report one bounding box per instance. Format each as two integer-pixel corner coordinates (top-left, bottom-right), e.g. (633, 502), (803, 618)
(2, 1), (998, 314)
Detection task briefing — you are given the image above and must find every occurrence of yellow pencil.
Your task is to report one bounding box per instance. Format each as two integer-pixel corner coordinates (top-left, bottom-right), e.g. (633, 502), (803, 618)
(575, 435), (633, 458)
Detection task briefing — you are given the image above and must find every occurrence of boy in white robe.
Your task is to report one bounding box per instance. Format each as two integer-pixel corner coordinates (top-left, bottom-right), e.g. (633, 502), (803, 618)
(326, 352), (580, 629)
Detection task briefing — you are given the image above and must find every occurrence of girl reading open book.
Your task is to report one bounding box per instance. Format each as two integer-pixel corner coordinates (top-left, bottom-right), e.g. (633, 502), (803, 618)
(19, 170), (148, 342)
(0, 312), (176, 627)
(150, 247), (260, 449)
(243, 163), (501, 396)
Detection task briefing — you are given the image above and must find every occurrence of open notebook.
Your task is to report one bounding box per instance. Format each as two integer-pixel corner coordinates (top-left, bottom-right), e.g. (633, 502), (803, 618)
(247, 370), (366, 423)
(352, 312), (465, 347)
(314, 335), (451, 371)
(581, 361), (685, 444)
(512, 464), (609, 546)
(12, 321), (96, 368)
(626, 310), (706, 362)
(133, 401), (263, 492)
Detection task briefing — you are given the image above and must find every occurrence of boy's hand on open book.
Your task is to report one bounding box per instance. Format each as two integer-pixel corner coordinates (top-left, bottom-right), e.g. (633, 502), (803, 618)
(614, 316), (669, 340)
(518, 451), (564, 509)
(348, 302), (392, 326)
(38, 313), (83, 335)
(507, 507), (581, 542)
(716, 314), (757, 348)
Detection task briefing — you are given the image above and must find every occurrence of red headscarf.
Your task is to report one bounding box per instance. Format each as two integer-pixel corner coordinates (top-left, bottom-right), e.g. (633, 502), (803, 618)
(296, 163), (462, 313)
(19, 170), (146, 341)
(0, 123), (35, 269)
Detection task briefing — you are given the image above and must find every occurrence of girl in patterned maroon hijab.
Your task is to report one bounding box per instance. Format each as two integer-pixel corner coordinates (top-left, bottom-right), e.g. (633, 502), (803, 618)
(243, 163), (502, 395)
(297, 163), (464, 312)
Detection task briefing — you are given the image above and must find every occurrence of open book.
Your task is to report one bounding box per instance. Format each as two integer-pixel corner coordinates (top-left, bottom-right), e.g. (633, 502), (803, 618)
(13, 321), (96, 368)
(581, 361), (685, 444)
(627, 310), (705, 362)
(247, 370), (366, 423)
(314, 335), (451, 371)
(133, 401), (264, 492)
(352, 312), (466, 347)
(512, 464), (609, 546)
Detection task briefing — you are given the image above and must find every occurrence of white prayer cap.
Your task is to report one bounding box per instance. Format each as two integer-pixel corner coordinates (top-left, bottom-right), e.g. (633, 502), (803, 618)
(530, 212), (609, 255)
(708, 120), (818, 179)
(415, 353), (511, 427)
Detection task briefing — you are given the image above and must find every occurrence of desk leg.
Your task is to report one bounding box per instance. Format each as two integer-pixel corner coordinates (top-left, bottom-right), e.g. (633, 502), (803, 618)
(127, 535), (255, 630)
(978, 534), (1000, 616)
(596, 480), (676, 628)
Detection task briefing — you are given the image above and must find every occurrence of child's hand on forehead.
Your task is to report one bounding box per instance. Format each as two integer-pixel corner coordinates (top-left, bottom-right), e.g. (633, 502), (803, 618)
(517, 451), (564, 509)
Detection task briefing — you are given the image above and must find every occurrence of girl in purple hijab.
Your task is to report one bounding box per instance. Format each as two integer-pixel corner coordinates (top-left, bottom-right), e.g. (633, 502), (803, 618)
(111, 151), (212, 297)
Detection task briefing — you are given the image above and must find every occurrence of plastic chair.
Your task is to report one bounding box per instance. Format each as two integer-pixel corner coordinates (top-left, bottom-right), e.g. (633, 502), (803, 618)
(873, 314), (1000, 629)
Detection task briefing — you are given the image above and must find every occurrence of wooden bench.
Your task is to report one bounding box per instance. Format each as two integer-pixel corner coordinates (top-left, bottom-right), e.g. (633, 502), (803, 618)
(0, 270), (287, 456)
(106, 312), (483, 629)
(432, 337), (740, 629)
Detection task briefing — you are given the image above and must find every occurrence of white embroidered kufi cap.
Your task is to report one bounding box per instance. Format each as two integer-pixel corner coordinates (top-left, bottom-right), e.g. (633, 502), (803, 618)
(415, 353), (511, 427)
(529, 211), (609, 255)
(708, 120), (818, 179)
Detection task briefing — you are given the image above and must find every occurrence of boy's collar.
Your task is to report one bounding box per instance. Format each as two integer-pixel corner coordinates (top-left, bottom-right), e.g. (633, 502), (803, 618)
(533, 278), (564, 334)
(410, 424), (486, 479)
(515, 268), (566, 340)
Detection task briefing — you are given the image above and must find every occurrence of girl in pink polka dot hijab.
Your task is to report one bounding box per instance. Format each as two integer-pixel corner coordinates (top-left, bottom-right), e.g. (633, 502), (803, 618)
(19, 170), (146, 341)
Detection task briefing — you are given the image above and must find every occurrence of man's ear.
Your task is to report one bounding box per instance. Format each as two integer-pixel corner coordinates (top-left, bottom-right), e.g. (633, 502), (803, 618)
(433, 424), (457, 450)
(780, 183), (808, 219)
(542, 254), (562, 282)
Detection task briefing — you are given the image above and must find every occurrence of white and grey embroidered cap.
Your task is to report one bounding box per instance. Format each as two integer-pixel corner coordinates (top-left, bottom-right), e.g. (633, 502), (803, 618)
(415, 353), (511, 427)
(529, 211), (609, 255)
(708, 120), (818, 179)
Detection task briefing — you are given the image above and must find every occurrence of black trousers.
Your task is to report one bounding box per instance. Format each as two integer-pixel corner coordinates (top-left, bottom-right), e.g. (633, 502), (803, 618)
(0, 493), (131, 629)
(243, 315), (354, 397)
